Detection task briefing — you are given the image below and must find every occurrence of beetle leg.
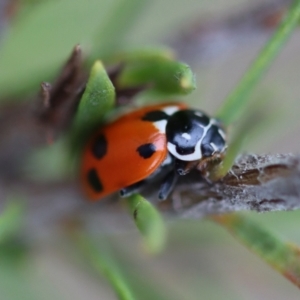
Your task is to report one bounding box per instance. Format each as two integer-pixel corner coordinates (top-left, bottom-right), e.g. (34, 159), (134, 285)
(175, 159), (198, 175)
(119, 180), (146, 198)
(158, 171), (179, 200)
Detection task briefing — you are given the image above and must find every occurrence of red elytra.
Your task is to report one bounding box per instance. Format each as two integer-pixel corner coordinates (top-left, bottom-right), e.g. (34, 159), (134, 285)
(81, 102), (187, 200)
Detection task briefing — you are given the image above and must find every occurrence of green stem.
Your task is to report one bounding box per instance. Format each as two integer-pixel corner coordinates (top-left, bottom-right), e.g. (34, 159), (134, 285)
(126, 194), (166, 254)
(217, 0), (300, 125)
(0, 202), (23, 242)
(89, 0), (148, 63)
(212, 214), (300, 288)
(71, 231), (136, 300)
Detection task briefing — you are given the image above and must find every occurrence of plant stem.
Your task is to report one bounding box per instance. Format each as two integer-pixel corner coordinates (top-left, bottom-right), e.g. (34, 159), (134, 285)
(212, 213), (300, 288)
(217, 0), (300, 125)
(71, 231), (136, 300)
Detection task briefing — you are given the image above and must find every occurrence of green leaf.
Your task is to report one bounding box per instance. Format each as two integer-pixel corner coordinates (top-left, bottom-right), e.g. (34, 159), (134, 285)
(0, 265), (41, 300)
(0, 202), (23, 243)
(214, 101), (281, 179)
(89, 0), (149, 63)
(212, 213), (300, 288)
(216, 0), (300, 125)
(0, 0), (145, 98)
(71, 60), (115, 145)
(127, 194), (166, 254)
(111, 47), (175, 63)
(0, 201), (27, 265)
(0, 0), (107, 97)
(115, 50), (196, 95)
(70, 232), (136, 300)
(24, 139), (73, 181)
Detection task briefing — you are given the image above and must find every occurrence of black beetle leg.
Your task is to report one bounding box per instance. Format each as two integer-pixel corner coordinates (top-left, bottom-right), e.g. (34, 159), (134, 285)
(158, 171), (179, 201)
(119, 180), (146, 197)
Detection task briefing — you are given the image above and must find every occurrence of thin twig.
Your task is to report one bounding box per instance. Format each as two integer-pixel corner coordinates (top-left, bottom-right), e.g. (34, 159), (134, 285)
(162, 153), (300, 218)
(0, 153), (299, 235)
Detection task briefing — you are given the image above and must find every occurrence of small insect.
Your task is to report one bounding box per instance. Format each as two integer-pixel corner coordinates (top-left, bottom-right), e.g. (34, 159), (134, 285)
(81, 102), (227, 201)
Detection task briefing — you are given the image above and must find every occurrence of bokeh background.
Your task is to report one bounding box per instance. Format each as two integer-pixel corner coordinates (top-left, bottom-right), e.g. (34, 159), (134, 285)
(1, 0), (300, 299)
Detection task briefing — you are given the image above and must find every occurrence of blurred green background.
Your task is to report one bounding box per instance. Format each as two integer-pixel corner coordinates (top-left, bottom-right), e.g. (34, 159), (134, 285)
(1, 0), (300, 299)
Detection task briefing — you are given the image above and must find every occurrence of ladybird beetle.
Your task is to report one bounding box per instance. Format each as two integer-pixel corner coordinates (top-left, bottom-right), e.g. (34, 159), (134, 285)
(81, 103), (227, 201)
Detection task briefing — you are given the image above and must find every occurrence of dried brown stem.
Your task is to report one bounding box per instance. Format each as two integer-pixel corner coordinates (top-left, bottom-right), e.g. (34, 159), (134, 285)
(160, 153), (300, 218)
(1, 153), (299, 235)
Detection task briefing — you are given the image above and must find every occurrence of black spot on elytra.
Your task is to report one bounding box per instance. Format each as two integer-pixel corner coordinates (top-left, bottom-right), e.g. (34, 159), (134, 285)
(87, 169), (103, 192)
(142, 110), (169, 122)
(92, 134), (107, 159)
(137, 143), (156, 159)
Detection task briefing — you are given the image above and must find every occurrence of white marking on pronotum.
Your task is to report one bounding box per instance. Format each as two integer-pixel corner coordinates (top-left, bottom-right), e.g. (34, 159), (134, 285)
(181, 132), (191, 140)
(167, 119), (214, 161)
(210, 142), (218, 153)
(153, 120), (167, 134)
(218, 128), (226, 140)
(162, 106), (179, 116)
(196, 123), (205, 128)
(194, 111), (203, 117)
(167, 140), (201, 161)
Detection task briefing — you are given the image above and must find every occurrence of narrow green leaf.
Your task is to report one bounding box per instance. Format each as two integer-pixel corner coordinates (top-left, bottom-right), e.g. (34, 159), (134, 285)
(127, 194), (166, 254)
(0, 0), (120, 98)
(71, 60), (115, 144)
(111, 48), (175, 64)
(0, 201), (27, 266)
(25, 139), (72, 181)
(0, 202), (23, 243)
(116, 50), (196, 95)
(0, 265), (41, 300)
(214, 139), (245, 180)
(212, 213), (300, 288)
(71, 232), (136, 300)
(217, 0), (300, 125)
(214, 103), (281, 178)
(89, 0), (148, 62)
